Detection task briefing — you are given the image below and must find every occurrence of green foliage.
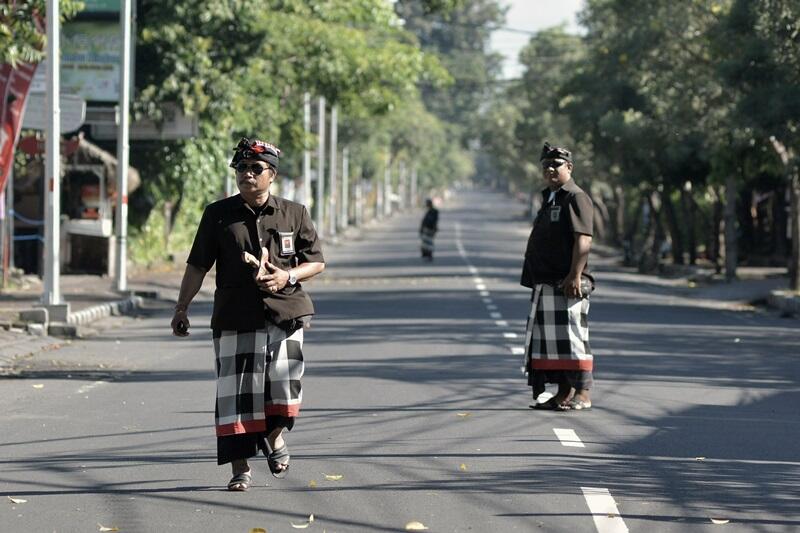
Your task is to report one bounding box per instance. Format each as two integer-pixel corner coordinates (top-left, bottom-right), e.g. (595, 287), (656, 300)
(0, 0), (84, 66)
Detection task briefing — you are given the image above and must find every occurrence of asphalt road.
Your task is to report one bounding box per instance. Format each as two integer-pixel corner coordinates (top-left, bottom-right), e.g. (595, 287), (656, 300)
(1, 190), (799, 533)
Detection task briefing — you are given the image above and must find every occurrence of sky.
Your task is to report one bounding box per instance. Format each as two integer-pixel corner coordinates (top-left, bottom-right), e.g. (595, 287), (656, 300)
(490, 0), (586, 79)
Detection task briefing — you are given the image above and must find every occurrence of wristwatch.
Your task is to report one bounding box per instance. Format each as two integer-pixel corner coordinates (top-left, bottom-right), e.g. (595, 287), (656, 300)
(287, 269), (297, 286)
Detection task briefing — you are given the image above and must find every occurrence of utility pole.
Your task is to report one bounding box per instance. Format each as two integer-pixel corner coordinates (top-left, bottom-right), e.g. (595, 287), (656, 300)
(43, 0), (61, 306)
(316, 96), (325, 237)
(341, 147), (349, 230)
(302, 92), (311, 209)
(328, 105), (337, 236)
(115, 0), (132, 292)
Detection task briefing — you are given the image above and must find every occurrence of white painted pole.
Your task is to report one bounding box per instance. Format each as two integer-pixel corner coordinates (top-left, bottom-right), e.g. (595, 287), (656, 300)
(384, 151), (392, 217)
(355, 176), (363, 227)
(411, 165), (418, 208)
(43, 0), (61, 305)
(399, 160), (407, 211)
(316, 96), (325, 237)
(341, 147), (349, 229)
(328, 105), (337, 236)
(302, 92), (311, 209)
(115, 0), (132, 292)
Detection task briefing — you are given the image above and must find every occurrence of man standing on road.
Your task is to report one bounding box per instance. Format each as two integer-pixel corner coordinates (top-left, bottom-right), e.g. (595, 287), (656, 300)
(521, 142), (595, 411)
(171, 138), (325, 490)
(419, 198), (439, 261)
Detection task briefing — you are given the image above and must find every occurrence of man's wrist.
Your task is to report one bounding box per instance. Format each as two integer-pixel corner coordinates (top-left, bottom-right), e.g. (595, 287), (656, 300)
(287, 269), (297, 286)
(175, 303), (189, 313)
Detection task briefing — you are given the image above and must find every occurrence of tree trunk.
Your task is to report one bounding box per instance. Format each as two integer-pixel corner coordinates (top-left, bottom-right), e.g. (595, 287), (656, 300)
(710, 187), (724, 274)
(768, 136), (799, 290)
(723, 174), (738, 281)
(681, 186), (697, 264)
(639, 191), (665, 273)
(614, 185), (625, 246)
(624, 194), (644, 266)
(592, 194), (609, 242)
(661, 186), (684, 265)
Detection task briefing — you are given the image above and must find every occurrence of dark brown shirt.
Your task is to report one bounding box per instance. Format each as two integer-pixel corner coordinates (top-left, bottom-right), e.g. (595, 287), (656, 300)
(520, 178), (593, 288)
(187, 194), (324, 330)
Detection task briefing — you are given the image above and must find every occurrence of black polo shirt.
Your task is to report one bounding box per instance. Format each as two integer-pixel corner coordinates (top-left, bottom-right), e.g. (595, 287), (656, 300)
(520, 178), (593, 288)
(187, 194), (324, 330)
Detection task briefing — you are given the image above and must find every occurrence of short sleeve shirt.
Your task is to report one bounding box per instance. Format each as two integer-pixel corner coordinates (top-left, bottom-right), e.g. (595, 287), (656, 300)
(520, 178), (593, 288)
(187, 194), (324, 330)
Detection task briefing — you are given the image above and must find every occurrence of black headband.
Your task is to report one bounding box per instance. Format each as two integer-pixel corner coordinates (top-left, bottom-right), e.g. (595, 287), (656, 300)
(230, 137), (281, 169)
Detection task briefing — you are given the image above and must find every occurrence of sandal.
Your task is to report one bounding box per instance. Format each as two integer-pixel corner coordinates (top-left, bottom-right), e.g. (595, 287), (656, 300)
(227, 471), (252, 491)
(268, 442), (290, 478)
(565, 399), (592, 411)
(532, 397), (566, 410)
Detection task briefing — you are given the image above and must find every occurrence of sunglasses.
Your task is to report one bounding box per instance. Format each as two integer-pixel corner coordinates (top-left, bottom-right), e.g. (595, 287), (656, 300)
(542, 159), (567, 170)
(235, 162), (270, 174)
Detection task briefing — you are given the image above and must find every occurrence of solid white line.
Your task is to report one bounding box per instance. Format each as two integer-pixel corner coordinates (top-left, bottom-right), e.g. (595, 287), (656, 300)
(510, 347), (525, 355)
(581, 487), (629, 533)
(475, 284), (487, 291)
(553, 428), (585, 448)
(495, 320), (509, 327)
(489, 312), (502, 319)
(503, 332), (518, 339)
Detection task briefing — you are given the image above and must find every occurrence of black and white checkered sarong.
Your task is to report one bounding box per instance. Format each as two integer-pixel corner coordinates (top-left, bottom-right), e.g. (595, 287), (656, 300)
(213, 325), (304, 437)
(523, 284), (593, 372)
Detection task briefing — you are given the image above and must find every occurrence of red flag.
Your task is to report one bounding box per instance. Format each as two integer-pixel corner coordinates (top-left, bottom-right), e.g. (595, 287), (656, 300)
(0, 61), (38, 193)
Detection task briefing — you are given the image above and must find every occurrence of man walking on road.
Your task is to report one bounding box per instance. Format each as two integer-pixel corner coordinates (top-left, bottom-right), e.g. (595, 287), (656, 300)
(419, 198), (439, 261)
(521, 142), (595, 411)
(171, 138), (325, 490)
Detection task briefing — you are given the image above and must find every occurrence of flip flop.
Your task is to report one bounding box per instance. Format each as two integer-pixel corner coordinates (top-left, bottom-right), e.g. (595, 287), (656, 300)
(268, 442), (290, 478)
(227, 471), (252, 491)
(565, 399), (592, 411)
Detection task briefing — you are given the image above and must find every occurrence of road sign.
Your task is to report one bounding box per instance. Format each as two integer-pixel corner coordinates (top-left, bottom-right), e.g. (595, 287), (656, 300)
(22, 93), (87, 133)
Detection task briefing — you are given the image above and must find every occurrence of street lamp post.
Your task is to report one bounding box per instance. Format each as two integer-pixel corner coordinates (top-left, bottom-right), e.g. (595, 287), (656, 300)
(43, 0), (61, 306)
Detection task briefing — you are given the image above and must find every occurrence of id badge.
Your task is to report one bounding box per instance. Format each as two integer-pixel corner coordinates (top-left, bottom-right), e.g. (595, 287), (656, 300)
(279, 231), (295, 256)
(550, 205), (561, 222)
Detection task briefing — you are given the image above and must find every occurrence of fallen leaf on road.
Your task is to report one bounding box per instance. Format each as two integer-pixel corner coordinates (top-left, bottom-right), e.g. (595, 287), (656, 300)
(456, 412), (471, 418)
(97, 524), (120, 532)
(32, 384), (44, 389)
(405, 521), (429, 530)
(7, 496), (27, 504)
(250, 529), (267, 533)
(459, 463), (467, 471)
(323, 474), (343, 481)
(308, 480), (317, 488)
(710, 518), (730, 525)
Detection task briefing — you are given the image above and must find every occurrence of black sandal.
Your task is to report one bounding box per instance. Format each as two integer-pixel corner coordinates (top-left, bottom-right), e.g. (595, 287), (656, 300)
(268, 442), (290, 479)
(227, 471), (252, 491)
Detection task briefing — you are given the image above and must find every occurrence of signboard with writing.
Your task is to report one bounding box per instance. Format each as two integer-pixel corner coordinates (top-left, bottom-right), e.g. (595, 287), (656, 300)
(82, 0), (120, 13)
(62, 22), (121, 102)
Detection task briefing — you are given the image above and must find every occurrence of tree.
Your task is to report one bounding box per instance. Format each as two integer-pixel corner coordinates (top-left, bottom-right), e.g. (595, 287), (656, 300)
(0, 0), (84, 66)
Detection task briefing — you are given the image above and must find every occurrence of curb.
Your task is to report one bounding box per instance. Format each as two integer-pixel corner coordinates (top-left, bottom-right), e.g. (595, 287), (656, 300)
(67, 295), (144, 326)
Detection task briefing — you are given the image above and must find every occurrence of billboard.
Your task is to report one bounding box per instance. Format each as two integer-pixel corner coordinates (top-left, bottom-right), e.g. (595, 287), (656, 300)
(61, 22), (122, 102)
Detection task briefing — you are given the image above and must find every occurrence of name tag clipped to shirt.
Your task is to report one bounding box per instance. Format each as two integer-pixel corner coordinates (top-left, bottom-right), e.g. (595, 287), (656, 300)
(279, 231), (295, 256)
(550, 205), (561, 222)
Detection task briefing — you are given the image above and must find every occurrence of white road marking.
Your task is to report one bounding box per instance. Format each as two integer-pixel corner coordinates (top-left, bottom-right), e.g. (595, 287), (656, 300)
(479, 290), (490, 297)
(495, 320), (509, 327)
(486, 304), (498, 311)
(468, 266), (478, 274)
(490, 312), (502, 319)
(503, 332), (518, 339)
(475, 284), (487, 291)
(482, 298), (492, 304)
(553, 428), (585, 448)
(581, 487), (629, 533)
(510, 347), (525, 355)
(473, 277), (484, 283)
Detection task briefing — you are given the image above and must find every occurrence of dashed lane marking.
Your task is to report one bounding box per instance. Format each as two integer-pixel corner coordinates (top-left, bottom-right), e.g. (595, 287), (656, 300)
(490, 312), (502, 319)
(475, 284), (487, 291)
(503, 332), (518, 339)
(495, 320), (509, 327)
(482, 298), (492, 305)
(581, 487), (629, 533)
(553, 428), (585, 448)
(479, 290), (490, 297)
(510, 347), (525, 355)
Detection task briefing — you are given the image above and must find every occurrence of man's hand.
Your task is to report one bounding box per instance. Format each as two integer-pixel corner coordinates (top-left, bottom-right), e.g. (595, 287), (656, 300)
(561, 274), (583, 299)
(257, 261), (290, 293)
(171, 307), (190, 337)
